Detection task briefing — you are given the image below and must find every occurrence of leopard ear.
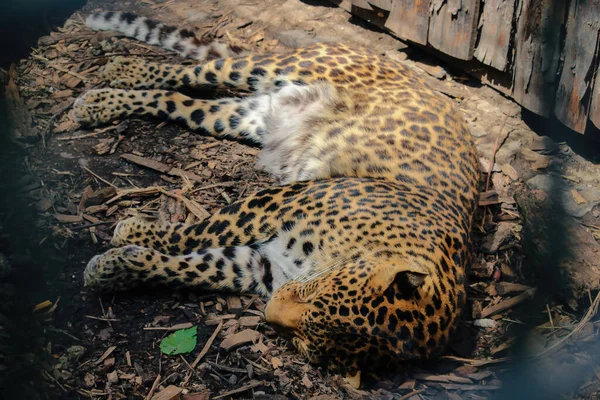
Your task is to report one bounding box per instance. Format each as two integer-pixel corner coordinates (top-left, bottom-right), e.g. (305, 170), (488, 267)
(370, 258), (429, 297)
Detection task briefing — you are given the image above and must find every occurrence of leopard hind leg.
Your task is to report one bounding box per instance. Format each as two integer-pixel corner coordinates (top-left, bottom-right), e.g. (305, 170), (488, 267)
(74, 80), (341, 167)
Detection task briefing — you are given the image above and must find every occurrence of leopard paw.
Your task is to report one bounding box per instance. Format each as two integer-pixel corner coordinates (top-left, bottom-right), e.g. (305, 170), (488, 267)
(73, 88), (128, 126)
(111, 215), (159, 247)
(84, 245), (150, 289)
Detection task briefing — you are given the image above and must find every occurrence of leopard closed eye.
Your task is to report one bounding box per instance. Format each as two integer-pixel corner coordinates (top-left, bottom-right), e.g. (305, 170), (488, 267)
(77, 11), (480, 385)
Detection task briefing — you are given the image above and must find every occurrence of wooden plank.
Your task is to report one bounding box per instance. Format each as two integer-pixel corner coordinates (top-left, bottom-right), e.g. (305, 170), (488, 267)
(351, 0), (375, 9)
(428, 0), (480, 60)
(365, 0), (393, 11)
(590, 67), (600, 129)
(473, 0), (516, 71)
(512, 0), (566, 117)
(384, 0), (430, 46)
(327, 0), (353, 12)
(554, 0), (600, 133)
(349, 2), (390, 30)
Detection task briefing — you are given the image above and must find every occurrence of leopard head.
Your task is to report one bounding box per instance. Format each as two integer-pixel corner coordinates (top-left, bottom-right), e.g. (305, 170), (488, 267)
(265, 249), (460, 381)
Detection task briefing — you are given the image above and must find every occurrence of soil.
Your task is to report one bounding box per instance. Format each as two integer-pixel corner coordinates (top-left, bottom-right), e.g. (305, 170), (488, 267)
(2, 0), (600, 399)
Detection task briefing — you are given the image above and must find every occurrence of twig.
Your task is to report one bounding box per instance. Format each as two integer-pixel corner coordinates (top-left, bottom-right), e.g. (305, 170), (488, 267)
(546, 304), (557, 340)
(31, 54), (87, 80)
(145, 373), (161, 400)
(82, 166), (117, 188)
(85, 315), (119, 322)
(399, 389), (425, 400)
(479, 113), (511, 231)
(536, 290), (600, 357)
(485, 114), (511, 192)
(191, 322), (223, 368)
(213, 380), (263, 399)
(56, 125), (121, 141)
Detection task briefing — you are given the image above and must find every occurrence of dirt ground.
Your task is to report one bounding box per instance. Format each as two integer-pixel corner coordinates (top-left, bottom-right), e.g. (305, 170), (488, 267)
(3, 0), (600, 399)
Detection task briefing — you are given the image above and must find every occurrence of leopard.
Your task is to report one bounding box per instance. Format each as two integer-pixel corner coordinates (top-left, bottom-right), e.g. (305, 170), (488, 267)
(74, 11), (480, 386)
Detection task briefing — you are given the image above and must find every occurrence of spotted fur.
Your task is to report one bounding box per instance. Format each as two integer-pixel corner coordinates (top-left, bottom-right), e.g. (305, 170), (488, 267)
(86, 11), (243, 60)
(76, 13), (479, 383)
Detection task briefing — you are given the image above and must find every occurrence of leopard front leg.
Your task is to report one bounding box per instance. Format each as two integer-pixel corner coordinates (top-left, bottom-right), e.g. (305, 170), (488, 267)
(73, 88), (269, 145)
(84, 244), (273, 296)
(107, 181), (320, 255)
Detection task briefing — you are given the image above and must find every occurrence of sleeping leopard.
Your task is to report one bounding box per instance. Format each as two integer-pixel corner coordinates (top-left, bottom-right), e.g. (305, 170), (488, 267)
(74, 11), (480, 385)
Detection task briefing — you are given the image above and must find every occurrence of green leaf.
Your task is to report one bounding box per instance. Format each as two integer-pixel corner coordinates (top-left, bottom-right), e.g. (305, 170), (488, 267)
(160, 326), (197, 355)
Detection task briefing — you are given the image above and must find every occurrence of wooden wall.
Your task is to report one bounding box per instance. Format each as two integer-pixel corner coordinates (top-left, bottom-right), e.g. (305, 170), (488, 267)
(329, 0), (600, 136)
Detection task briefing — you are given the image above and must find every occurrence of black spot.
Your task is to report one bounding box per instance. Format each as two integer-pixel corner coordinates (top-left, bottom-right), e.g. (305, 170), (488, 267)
(205, 72), (217, 84)
(166, 101), (177, 113)
(209, 105), (220, 113)
(232, 60), (248, 70)
(302, 242), (314, 256)
(214, 119), (225, 133)
(229, 72), (241, 81)
(229, 114), (240, 129)
(191, 109), (205, 125)
(250, 67), (266, 76)
(286, 238), (296, 249)
(223, 247), (236, 259)
(425, 304), (435, 317)
(247, 196), (273, 209)
(339, 305), (350, 316)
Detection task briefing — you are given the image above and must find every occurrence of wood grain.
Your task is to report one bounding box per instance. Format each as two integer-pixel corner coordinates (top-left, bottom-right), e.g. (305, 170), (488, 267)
(554, 0), (600, 133)
(473, 0), (516, 70)
(512, 0), (566, 117)
(428, 0), (480, 60)
(384, 0), (430, 45)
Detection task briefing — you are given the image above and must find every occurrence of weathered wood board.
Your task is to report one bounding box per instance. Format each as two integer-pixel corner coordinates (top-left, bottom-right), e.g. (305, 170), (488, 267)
(428, 0), (480, 60)
(554, 0), (600, 133)
(590, 67), (600, 130)
(473, 0), (516, 71)
(384, 0), (430, 45)
(512, 0), (566, 118)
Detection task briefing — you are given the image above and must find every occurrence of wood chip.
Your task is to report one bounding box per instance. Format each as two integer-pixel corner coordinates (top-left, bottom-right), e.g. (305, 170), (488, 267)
(571, 189), (588, 205)
(271, 356), (283, 369)
(121, 153), (171, 174)
(55, 214), (83, 223)
(94, 346), (117, 365)
(204, 314), (237, 325)
(226, 296), (243, 315)
(151, 385), (183, 400)
(501, 163), (519, 180)
(212, 380), (263, 399)
(121, 153), (203, 182)
(480, 288), (536, 318)
(219, 329), (261, 352)
(438, 383), (501, 391)
(414, 374), (473, 384)
(239, 316), (261, 327)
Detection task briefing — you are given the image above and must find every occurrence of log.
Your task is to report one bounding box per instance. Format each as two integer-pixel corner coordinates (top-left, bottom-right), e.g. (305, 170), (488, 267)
(512, 0), (565, 117)
(554, 0), (600, 133)
(515, 186), (600, 309)
(473, 0), (516, 71)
